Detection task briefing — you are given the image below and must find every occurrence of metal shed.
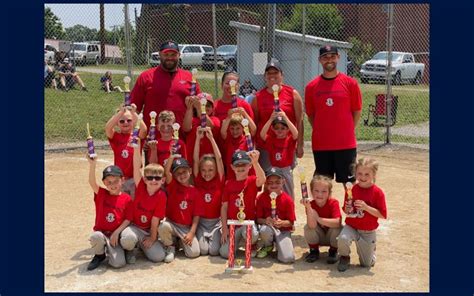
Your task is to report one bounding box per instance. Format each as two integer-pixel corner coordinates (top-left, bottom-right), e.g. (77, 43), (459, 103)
(229, 21), (352, 95)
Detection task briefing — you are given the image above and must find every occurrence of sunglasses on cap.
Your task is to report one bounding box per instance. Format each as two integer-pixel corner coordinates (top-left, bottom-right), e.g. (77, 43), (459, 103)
(119, 119), (133, 124)
(145, 175), (163, 181)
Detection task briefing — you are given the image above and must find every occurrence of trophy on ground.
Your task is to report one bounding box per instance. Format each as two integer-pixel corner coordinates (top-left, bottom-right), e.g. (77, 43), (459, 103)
(272, 84), (280, 112)
(147, 111), (157, 142)
(86, 123), (97, 159)
(130, 113), (142, 148)
(241, 118), (254, 151)
(229, 79), (238, 109)
(191, 68), (198, 96)
(123, 76), (132, 107)
(225, 191), (254, 274)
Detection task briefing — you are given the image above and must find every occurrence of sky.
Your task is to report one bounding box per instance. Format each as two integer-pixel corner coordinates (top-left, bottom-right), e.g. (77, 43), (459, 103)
(45, 4), (142, 30)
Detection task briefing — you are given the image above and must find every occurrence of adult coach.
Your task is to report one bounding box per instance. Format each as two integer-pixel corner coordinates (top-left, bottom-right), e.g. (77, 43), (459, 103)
(305, 45), (362, 187)
(130, 40), (201, 134)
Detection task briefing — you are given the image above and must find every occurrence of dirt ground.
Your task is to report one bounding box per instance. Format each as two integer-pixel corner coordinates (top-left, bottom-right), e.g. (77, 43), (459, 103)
(44, 144), (429, 292)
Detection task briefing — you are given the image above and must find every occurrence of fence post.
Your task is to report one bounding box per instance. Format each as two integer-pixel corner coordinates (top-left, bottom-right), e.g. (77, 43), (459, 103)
(124, 4), (133, 81)
(212, 4), (218, 98)
(301, 4), (306, 95)
(385, 4), (394, 144)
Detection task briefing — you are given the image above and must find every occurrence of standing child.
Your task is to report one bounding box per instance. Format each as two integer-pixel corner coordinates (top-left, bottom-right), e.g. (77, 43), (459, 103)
(100, 71), (123, 93)
(221, 112), (256, 180)
(105, 104), (147, 199)
(159, 155), (201, 262)
(219, 150), (266, 259)
(193, 127), (225, 256)
(301, 175), (342, 264)
(337, 157), (387, 272)
(259, 111), (298, 198)
(86, 158), (133, 270)
(148, 110), (187, 167)
(255, 167), (296, 263)
(119, 140), (167, 263)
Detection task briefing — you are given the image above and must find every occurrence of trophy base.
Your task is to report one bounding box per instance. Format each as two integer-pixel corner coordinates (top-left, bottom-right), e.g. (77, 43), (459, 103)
(88, 154), (97, 159)
(225, 266), (253, 274)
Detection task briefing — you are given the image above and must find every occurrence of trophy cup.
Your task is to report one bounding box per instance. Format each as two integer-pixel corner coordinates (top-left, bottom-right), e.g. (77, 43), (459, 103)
(272, 84), (280, 112)
(130, 113), (142, 148)
(199, 95), (207, 128)
(123, 76), (132, 107)
(270, 192), (278, 219)
(86, 123), (97, 159)
(147, 111), (157, 142)
(241, 119), (254, 151)
(172, 123), (181, 157)
(190, 68), (198, 96)
(297, 164), (309, 200)
(229, 79), (238, 109)
(345, 182), (357, 217)
(225, 190), (254, 274)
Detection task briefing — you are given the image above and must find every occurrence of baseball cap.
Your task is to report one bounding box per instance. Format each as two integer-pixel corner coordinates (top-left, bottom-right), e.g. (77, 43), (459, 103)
(102, 165), (124, 180)
(63, 58), (70, 63)
(272, 116), (288, 127)
(265, 60), (282, 72)
(198, 92), (214, 105)
(319, 45), (338, 57)
(160, 40), (179, 53)
(232, 150), (251, 165)
(265, 167), (284, 178)
(171, 157), (190, 173)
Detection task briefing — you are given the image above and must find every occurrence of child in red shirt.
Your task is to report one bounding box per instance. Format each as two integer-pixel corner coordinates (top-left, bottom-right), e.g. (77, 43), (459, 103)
(337, 157), (387, 272)
(259, 111), (298, 199)
(119, 140), (167, 263)
(159, 155), (201, 263)
(105, 104), (147, 198)
(301, 175), (342, 264)
(86, 158), (133, 271)
(219, 150), (266, 259)
(255, 167), (296, 263)
(148, 110), (187, 167)
(192, 127), (225, 256)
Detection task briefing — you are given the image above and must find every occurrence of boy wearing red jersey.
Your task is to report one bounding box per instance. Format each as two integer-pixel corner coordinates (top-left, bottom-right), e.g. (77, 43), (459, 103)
(219, 150), (266, 259)
(301, 175), (342, 264)
(255, 167), (296, 263)
(120, 141), (167, 263)
(159, 155), (201, 262)
(86, 158), (133, 271)
(105, 104), (147, 198)
(260, 111), (298, 199)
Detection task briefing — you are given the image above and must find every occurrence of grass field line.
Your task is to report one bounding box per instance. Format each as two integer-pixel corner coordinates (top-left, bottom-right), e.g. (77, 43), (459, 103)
(45, 156), (112, 165)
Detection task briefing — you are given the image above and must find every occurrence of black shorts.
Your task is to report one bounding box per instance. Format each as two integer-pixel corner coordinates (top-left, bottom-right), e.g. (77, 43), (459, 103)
(312, 148), (357, 183)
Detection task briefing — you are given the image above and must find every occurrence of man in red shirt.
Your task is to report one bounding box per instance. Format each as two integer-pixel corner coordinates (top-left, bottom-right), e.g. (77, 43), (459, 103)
(305, 45), (362, 188)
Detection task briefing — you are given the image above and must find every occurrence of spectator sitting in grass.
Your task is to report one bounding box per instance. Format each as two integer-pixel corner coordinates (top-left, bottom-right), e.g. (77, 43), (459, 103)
(101, 71), (123, 93)
(44, 59), (57, 90)
(57, 58), (87, 92)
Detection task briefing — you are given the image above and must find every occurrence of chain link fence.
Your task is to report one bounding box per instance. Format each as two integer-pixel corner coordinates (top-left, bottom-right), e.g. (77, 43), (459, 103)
(44, 3), (429, 150)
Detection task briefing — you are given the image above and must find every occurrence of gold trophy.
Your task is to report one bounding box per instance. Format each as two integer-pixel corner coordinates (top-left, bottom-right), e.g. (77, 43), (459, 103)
(147, 111), (157, 142)
(229, 79), (238, 108)
(191, 68), (198, 95)
(86, 123), (97, 159)
(130, 113), (142, 148)
(272, 84), (280, 112)
(172, 123), (181, 157)
(199, 96), (207, 128)
(241, 118), (254, 151)
(237, 191), (246, 222)
(123, 76), (132, 106)
(345, 182), (356, 217)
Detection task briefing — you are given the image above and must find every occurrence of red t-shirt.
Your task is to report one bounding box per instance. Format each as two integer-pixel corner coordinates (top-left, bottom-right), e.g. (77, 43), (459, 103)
(132, 180), (167, 230)
(165, 179), (201, 226)
(254, 84), (297, 147)
(343, 184), (387, 231)
(256, 191), (296, 231)
(213, 98), (254, 122)
(222, 175), (258, 221)
(149, 138), (187, 167)
(305, 73), (362, 151)
(108, 132), (144, 179)
(194, 175), (224, 219)
(130, 66), (201, 131)
(310, 197), (341, 231)
(265, 133), (297, 168)
(185, 116), (221, 165)
(93, 187), (133, 233)
(223, 136), (255, 180)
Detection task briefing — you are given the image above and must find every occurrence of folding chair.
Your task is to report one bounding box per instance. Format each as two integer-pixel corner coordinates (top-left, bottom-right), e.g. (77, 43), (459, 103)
(363, 94), (398, 127)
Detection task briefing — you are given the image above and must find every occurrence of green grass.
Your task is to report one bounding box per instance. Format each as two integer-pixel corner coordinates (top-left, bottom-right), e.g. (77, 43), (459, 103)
(45, 72), (429, 145)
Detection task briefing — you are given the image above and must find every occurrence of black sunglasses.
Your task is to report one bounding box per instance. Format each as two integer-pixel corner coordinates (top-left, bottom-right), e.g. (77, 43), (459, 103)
(119, 119), (133, 124)
(145, 175), (162, 181)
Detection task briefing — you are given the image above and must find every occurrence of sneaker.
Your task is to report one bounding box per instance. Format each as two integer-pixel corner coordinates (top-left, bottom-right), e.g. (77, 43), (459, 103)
(337, 255), (350, 272)
(164, 245), (176, 263)
(305, 249), (320, 263)
(256, 245), (273, 259)
(125, 249), (137, 264)
(82, 86), (88, 91)
(327, 248), (338, 264)
(87, 254), (106, 271)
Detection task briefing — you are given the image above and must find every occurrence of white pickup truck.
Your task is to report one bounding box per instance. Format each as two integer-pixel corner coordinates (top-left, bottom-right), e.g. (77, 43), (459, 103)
(360, 51), (425, 84)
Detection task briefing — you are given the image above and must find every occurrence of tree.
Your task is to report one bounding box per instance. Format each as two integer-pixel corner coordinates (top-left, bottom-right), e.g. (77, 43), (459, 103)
(347, 37), (376, 77)
(280, 4), (343, 40)
(44, 7), (65, 39)
(65, 25), (99, 42)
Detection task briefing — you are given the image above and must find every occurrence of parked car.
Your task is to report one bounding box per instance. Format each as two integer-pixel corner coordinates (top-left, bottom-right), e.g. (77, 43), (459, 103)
(360, 51), (425, 85)
(202, 45), (237, 71)
(69, 42), (101, 65)
(44, 44), (57, 64)
(149, 44), (213, 68)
